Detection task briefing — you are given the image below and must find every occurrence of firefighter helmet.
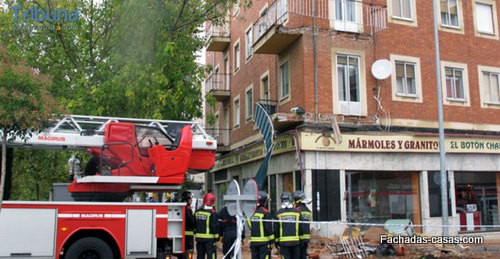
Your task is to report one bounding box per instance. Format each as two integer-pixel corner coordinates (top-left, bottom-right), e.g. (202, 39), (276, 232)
(258, 191), (268, 205)
(293, 190), (311, 204)
(181, 191), (193, 202)
(281, 192), (293, 203)
(203, 192), (216, 206)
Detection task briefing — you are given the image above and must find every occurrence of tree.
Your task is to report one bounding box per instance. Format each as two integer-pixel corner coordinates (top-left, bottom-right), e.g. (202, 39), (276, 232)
(0, 0), (244, 200)
(0, 47), (62, 208)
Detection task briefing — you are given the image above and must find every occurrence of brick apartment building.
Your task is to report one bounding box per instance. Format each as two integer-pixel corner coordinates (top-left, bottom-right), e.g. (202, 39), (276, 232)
(203, 0), (500, 236)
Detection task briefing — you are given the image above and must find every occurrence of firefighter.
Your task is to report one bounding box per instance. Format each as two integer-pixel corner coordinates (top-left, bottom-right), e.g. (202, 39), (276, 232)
(181, 191), (196, 259)
(275, 192), (303, 259)
(219, 204), (244, 258)
(195, 192), (219, 259)
(248, 191), (274, 259)
(293, 191), (312, 259)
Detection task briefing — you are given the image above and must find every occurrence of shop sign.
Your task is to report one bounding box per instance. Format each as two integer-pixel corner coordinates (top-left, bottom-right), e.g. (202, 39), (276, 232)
(212, 135), (295, 171)
(300, 132), (500, 154)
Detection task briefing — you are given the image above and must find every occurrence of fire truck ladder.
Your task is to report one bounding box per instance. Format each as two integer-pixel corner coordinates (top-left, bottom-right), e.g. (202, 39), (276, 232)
(2, 114), (216, 150)
(1, 115), (216, 191)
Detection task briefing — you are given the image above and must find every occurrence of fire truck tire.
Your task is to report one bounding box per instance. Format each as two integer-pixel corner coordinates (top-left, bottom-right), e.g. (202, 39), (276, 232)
(65, 237), (114, 259)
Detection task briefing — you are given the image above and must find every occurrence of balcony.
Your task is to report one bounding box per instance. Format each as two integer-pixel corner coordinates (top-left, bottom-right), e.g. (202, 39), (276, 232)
(252, 0), (302, 54)
(252, 0), (387, 54)
(206, 23), (230, 52)
(205, 128), (230, 153)
(205, 73), (230, 102)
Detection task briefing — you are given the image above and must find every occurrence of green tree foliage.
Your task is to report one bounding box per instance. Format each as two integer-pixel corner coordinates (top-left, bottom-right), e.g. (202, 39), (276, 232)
(0, 0), (241, 200)
(0, 47), (62, 205)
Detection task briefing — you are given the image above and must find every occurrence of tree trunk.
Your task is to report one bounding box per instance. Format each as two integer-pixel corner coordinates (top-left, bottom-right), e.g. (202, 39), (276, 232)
(0, 133), (7, 211)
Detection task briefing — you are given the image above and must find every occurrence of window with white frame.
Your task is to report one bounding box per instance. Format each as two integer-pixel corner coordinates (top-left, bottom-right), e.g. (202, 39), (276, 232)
(390, 55), (422, 103)
(396, 61), (417, 96)
(441, 61), (469, 106)
(332, 0), (361, 33)
(445, 67), (465, 100)
(233, 97), (240, 128)
(245, 27), (253, 60)
(337, 54), (361, 114)
(483, 72), (500, 103)
(392, 0), (412, 20)
(475, 2), (495, 34)
(279, 61), (290, 100)
(478, 66), (500, 107)
(441, 0), (459, 27)
(246, 87), (253, 120)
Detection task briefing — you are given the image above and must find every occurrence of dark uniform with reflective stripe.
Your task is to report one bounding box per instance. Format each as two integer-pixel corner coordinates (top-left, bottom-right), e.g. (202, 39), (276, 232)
(248, 205), (274, 259)
(195, 207), (219, 259)
(183, 203), (196, 258)
(274, 207), (304, 259)
(219, 206), (244, 258)
(295, 203), (311, 259)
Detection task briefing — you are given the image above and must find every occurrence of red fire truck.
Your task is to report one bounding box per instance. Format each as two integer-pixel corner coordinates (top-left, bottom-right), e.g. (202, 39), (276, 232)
(0, 115), (217, 258)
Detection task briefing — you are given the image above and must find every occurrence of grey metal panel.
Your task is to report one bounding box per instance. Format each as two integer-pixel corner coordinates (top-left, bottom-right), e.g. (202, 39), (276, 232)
(126, 209), (155, 257)
(167, 206), (184, 254)
(0, 208), (56, 257)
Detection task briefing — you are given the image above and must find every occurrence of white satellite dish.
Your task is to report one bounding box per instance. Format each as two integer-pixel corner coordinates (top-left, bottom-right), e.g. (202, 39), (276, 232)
(371, 59), (392, 80)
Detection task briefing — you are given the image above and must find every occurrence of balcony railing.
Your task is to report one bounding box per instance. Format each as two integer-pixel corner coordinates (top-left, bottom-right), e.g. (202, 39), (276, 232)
(205, 72), (230, 102)
(206, 22), (231, 52)
(257, 99), (278, 115)
(205, 128), (230, 150)
(253, 0), (387, 53)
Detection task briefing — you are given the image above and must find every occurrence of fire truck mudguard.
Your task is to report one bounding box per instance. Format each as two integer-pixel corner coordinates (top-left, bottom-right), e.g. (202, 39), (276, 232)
(64, 237), (114, 259)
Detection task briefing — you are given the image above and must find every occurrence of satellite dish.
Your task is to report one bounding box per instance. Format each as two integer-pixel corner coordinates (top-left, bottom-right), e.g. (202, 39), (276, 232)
(241, 179), (259, 216)
(371, 59), (392, 80)
(225, 179), (240, 216)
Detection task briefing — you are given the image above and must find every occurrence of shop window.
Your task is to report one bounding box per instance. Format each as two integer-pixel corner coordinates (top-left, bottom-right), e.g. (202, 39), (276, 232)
(346, 171), (420, 226)
(427, 171), (452, 217)
(454, 172), (498, 229)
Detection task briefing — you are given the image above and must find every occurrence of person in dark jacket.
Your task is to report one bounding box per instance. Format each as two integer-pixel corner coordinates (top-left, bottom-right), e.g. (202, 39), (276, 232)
(248, 191), (274, 259)
(293, 191), (312, 259)
(195, 193), (219, 259)
(275, 192), (303, 259)
(181, 191), (196, 259)
(219, 205), (245, 258)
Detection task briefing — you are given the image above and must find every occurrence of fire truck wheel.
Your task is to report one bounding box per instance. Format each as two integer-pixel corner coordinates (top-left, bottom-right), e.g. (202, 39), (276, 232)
(65, 237), (114, 259)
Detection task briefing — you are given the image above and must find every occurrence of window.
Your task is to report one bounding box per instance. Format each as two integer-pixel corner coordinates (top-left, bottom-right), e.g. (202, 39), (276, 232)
(337, 54), (361, 115)
(388, 0), (417, 26)
(392, 0), (412, 20)
(332, 0), (361, 32)
(233, 97), (240, 128)
(478, 66), (500, 107)
(390, 55), (422, 103)
(474, 0), (498, 39)
(279, 61), (290, 100)
(476, 2), (494, 34)
(245, 87), (253, 120)
(484, 72), (500, 103)
(245, 27), (253, 60)
(396, 61), (416, 96)
(441, 0), (459, 27)
(445, 67), (464, 100)
(233, 41), (240, 71)
(441, 61), (469, 106)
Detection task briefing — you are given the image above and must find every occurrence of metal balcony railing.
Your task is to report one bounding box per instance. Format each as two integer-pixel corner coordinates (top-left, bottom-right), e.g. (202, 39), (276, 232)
(257, 99), (278, 115)
(206, 22), (230, 39)
(205, 73), (231, 93)
(253, 0), (387, 45)
(205, 128), (230, 147)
